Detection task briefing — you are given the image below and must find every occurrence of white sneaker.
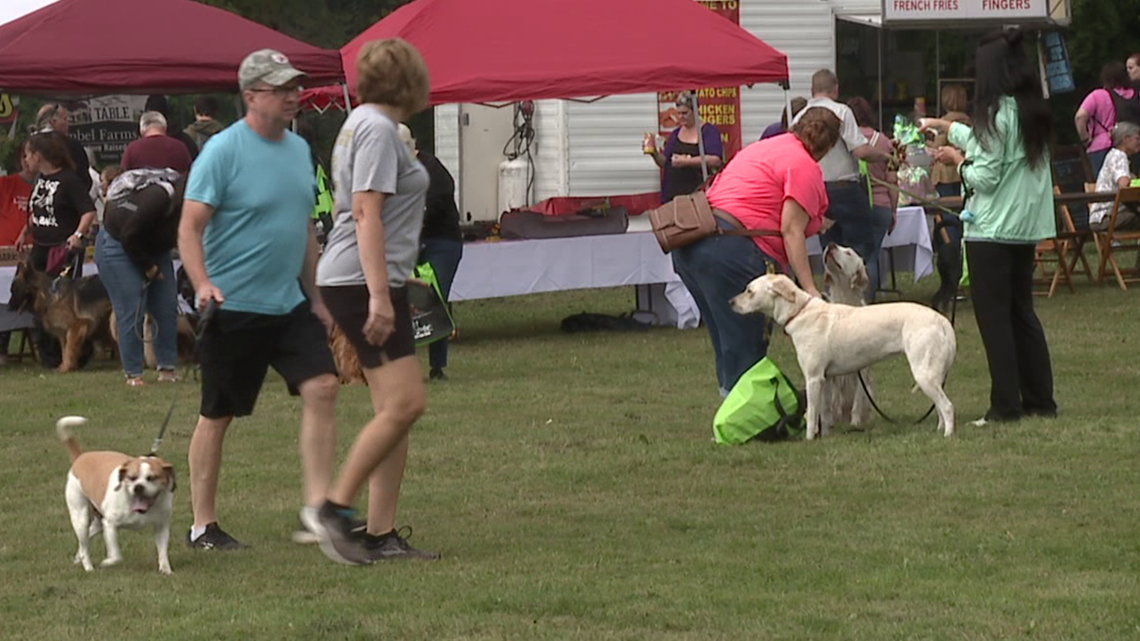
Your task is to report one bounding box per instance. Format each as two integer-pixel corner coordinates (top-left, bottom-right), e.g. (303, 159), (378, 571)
(292, 506), (366, 544)
(970, 417), (988, 427)
(292, 507), (321, 545)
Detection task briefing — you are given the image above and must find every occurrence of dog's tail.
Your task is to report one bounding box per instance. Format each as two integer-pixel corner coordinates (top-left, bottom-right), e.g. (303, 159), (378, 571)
(56, 416), (87, 463)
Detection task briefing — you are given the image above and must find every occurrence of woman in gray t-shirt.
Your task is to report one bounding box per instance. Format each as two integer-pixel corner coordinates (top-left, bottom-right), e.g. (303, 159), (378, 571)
(310, 39), (438, 565)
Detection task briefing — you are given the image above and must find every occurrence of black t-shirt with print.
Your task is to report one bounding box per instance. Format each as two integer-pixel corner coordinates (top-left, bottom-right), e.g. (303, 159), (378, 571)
(29, 169), (95, 246)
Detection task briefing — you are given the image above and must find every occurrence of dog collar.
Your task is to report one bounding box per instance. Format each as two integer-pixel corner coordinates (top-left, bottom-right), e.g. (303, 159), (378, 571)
(781, 297), (817, 335)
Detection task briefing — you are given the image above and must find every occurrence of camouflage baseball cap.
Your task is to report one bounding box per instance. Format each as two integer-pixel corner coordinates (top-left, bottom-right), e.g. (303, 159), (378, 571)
(238, 49), (307, 90)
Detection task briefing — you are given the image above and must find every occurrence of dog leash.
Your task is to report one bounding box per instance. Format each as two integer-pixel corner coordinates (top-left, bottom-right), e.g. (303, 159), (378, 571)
(148, 387), (178, 456)
(838, 178), (963, 426)
(853, 265), (960, 426)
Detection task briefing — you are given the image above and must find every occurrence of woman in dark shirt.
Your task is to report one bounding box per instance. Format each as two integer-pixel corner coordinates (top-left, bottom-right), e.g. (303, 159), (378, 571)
(643, 92), (724, 202)
(399, 124), (463, 380)
(24, 131), (96, 369)
(25, 131), (96, 275)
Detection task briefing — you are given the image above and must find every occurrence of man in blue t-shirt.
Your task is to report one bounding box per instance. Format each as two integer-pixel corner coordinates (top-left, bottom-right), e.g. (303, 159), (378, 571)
(178, 49), (339, 551)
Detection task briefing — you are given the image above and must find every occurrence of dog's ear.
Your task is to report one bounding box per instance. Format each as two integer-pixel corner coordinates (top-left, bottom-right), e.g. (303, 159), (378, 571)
(114, 464), (128, 491)
(852, 265), (870, 292)
(771, 276), (801, 302)
(822, 271), (833, 291)
(161, 462), (176, 492)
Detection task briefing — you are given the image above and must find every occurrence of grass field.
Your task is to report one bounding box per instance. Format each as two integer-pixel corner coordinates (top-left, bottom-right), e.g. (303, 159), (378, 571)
(1, 275), (1138, 641)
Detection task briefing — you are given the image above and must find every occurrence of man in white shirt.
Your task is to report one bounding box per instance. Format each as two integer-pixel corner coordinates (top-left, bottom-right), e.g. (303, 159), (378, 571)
(793, 69), (890, 270)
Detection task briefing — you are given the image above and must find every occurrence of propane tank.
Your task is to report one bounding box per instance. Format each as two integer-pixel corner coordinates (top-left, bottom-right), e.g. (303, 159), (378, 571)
(498, 156), (531, 215)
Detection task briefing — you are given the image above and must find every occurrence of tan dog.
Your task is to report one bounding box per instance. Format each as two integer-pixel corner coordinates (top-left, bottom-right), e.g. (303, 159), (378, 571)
(731, 274), (956, 439)
(329, 323), (365, 385)
(821, 243), (873, 428)
(109, 311), (199, 368)
(58, 416), (175, 574)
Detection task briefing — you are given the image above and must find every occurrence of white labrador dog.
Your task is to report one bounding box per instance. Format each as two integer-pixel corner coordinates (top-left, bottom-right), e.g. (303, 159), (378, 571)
(731, 273), (956, 439)
(821, 243), (873, 428)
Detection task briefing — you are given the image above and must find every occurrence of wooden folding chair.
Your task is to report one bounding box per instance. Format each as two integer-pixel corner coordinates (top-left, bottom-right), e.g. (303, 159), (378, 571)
(1034, 187), (1077, 296)
(1095, 187), (1140, 290)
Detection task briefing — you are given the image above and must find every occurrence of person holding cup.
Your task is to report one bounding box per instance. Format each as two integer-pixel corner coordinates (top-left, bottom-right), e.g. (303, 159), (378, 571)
(643, 92), (723, 203)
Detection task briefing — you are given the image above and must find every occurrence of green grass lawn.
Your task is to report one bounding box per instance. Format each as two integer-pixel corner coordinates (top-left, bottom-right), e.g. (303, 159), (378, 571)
(1, 275), (1138, 640)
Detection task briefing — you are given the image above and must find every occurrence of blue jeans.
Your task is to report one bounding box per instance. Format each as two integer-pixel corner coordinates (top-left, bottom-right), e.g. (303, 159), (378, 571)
(820, 181), (878, 288)
(672, 220), (773, 397)
(935, 182), (961, 198)
(95, 230), (178, 376)
(1089, 148), (1109, 178)
(420, 237), (463, 371)
(866, 205), (894, 301)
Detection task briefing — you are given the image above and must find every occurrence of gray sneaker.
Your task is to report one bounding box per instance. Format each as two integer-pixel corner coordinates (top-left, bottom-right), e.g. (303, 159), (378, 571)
(309, 503), (372, 566)
(365, 527), (440, 562)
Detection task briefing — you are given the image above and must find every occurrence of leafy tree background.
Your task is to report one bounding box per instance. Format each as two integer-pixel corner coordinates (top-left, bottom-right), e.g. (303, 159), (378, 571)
(3, 0), (1139, 170)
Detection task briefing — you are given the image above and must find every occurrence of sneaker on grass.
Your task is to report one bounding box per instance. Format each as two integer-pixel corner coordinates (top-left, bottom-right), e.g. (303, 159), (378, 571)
(186, 522), (248, 550)
(294, 506), (365, 545)
(365, 526), (440, 562)
(309, 502), (372, 566)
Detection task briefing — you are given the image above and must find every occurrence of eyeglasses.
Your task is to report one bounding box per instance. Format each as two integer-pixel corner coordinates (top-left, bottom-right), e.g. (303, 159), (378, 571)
(247, 85), (303, 97)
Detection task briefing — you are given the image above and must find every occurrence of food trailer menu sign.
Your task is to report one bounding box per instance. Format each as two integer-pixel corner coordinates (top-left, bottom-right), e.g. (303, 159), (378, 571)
(884, 0), (1048, 22)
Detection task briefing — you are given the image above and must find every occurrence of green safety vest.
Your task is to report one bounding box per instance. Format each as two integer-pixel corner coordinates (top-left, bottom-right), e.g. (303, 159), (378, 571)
(313, 163), (333, 220)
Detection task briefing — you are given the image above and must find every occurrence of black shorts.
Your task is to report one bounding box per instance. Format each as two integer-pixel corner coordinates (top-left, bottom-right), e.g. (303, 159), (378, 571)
(320, 285), (415, 369)
(198, 301), (337, 419)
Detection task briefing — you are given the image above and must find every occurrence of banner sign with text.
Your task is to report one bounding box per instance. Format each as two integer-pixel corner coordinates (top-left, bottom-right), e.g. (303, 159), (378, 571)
(657, 0), (742, 160)
(69, 95), (148, 167)
(884, 0), (1048, 23)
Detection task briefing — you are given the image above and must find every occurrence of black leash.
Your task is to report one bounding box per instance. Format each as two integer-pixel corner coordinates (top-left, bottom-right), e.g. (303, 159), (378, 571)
(855, 265), (959, 425)
(148, 387), (178, 456)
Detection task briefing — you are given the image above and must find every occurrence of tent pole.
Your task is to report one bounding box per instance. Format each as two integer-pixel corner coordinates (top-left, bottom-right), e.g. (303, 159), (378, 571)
(340, 81), (353, 113)
(783, 86), (792, 132)
(693, 90), (708, 182)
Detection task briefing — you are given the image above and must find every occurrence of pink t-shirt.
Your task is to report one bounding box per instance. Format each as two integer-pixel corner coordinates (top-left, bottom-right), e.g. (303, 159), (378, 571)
(706, 133), (828, 268)
(1080, 87), (1137, 152)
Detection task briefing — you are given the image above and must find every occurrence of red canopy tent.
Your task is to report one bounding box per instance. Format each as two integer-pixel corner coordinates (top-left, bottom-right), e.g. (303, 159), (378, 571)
(0, 0), (343, 94)
(302, 0), (788, 110)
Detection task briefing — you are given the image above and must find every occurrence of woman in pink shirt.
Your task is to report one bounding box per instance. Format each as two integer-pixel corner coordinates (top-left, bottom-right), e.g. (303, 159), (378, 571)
(1075, 61), (1139, 176)
(849, 97), (898, 301)
(673, 107), (839, 397)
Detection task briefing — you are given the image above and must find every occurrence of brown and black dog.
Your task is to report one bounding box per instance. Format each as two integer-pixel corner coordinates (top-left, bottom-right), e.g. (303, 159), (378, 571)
(8, 260), (115, 372)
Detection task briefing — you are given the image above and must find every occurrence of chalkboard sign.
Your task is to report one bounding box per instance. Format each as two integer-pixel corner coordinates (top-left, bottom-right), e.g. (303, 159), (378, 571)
(1052, 145), (1092, 228)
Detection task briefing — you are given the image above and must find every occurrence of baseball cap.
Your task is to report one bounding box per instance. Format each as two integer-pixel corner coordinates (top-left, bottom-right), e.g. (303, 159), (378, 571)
(239, 49), (307, 90)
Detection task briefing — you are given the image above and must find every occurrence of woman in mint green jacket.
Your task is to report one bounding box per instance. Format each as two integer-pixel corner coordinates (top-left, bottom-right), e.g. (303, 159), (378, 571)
(920, 28), (1057, 425)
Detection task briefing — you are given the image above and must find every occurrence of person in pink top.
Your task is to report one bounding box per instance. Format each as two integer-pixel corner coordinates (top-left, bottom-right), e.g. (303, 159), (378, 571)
(1075, 61), (1140, 176)
(849, 97), (898, 301)
(674, 107), (839, 397)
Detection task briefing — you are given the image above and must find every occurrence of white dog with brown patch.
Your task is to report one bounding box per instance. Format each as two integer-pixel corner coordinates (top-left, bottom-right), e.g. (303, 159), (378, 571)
(58, 416), (175, 574)
(730, 274), (956, 439)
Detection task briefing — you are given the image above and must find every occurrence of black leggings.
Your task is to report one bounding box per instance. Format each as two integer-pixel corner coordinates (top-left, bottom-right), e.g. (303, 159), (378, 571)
(965, 241), (1057, 419)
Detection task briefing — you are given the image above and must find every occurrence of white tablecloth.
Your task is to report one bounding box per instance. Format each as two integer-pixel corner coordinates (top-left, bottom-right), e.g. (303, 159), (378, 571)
(449, 207), (932, 329)
(450, 231), (680, 301)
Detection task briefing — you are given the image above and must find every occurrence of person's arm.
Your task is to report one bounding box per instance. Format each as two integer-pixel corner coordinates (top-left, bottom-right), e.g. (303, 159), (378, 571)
(178, 199), (223, 310)
(299, 225), (332, 331)
(947, 119), (1005, 195)
(780, 198), (819, 298)
(354, 190), (396, 346)
(1074, 108), (1092, 146)
(65, 174), (96, 250)
(66, 211), (96, 250)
